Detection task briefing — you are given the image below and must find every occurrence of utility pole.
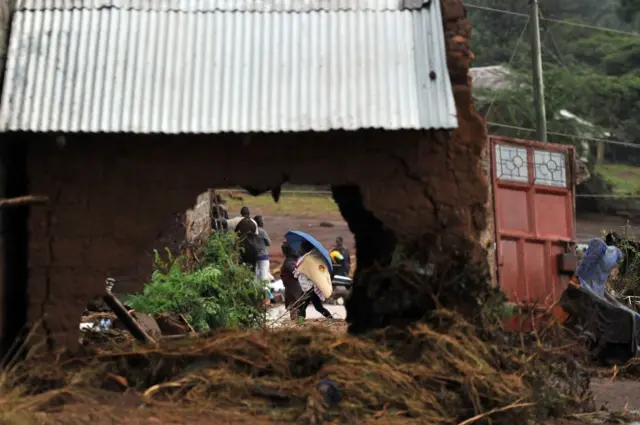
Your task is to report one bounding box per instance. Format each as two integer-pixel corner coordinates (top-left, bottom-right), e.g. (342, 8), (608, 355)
(530, 0), (547, 142)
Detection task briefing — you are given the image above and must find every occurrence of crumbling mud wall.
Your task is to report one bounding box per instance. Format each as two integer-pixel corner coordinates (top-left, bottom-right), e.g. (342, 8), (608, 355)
(480, 144), (497, 287)
(22, 130), (440, 349)
(342, 0), (491, 332)
(13, 0), (490, 351)
(185, 192), (212, 243)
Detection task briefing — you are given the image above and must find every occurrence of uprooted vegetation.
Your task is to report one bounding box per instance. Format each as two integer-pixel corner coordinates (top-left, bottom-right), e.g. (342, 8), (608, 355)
(124, 232), (267, 332)
(2, 309), (593, 425)
(606, 232), (640, 304)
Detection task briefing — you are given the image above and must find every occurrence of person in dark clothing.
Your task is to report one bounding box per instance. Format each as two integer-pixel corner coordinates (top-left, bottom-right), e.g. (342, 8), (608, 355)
(331, 236), (351, 276)
(299, 291), (332, 319)
(235, 207), (261, 271)
(234, 206), (257, 234)
(280, 241), (304, 320)
(211, 194), (229, 219)
(210, 194), (229, 231)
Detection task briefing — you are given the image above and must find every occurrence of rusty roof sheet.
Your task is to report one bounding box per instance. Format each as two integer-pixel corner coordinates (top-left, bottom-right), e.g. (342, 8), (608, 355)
(0, 0), (457, 133)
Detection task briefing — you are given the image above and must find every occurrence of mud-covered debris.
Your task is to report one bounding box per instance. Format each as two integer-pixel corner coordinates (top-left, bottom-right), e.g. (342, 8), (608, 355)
(112, 312), (162, 340)
(155, 314), (190, 336)
(8, 310), (593, 425)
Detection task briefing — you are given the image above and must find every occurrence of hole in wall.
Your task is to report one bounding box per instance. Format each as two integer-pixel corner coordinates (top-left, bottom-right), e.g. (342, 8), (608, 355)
(331, 184), (397, 333)
(79, 184), (357, 338)
(186, 185), (357, 323)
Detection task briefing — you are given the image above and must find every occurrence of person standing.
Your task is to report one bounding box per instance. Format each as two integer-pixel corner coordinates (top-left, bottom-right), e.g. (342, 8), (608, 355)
(280, 241), (304, 320)
(232, 207), (261, 271)
(254, 215), (272, 283)
(227, 206), (258, 233)
(210, 194), (229, 231)
(331, 236), (351, 277)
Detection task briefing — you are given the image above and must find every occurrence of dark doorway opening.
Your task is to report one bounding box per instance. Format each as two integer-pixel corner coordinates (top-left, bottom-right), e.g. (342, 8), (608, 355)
(1, 139), (29, 358)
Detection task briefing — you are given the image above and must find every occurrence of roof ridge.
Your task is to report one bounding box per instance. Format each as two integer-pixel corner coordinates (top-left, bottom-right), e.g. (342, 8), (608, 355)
(15, 0), (431, 12)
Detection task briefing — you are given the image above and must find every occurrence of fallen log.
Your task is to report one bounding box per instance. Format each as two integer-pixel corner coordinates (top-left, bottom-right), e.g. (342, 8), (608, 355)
(102, 292), (157, 344)
(0, 195), (48, 208)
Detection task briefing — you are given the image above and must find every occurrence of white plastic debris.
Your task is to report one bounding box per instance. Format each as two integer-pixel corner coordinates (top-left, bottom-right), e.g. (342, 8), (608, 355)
(269, 279), (285, 292)
(79, 318), (113, 331)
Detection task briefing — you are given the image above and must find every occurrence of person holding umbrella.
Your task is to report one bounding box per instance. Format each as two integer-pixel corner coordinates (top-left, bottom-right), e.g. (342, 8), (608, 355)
(295, 242), (333, 319)
(285, 231), (334, 320)
(280, 241), (304, 320)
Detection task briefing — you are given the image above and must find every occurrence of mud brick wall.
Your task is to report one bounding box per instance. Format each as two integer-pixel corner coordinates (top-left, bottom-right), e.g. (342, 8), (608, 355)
(185, 192), (212, 243)
(22, 132), (426, 348)
(344, 0), (492, 331)
(17, 0), (490, 350)
(480, 144), (497, 287)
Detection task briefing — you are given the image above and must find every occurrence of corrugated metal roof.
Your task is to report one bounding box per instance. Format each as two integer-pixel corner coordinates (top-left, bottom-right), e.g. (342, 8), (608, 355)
(0, 0), (457, 133)
(15, 0), (414, 12)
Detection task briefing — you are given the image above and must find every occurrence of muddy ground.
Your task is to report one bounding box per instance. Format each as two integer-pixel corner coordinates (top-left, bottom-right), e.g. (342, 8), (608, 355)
(264, 215), (354, 270)
(592, 377), (640, 412)
(263, 211), (638, 269)
(576, 212), (640, 242)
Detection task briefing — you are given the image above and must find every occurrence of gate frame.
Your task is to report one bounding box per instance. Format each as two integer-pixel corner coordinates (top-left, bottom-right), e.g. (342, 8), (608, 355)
(489, 135), (577, 307)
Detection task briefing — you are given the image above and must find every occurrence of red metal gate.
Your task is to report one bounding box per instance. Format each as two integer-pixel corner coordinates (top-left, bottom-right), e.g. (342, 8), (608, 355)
(490, 136), (576, 307)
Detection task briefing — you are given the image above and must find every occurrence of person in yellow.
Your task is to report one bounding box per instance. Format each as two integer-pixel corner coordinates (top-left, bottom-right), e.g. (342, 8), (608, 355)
(330, 249), (344, 270)
(294, 241), (333, 319)
(330, 237), (350, 277)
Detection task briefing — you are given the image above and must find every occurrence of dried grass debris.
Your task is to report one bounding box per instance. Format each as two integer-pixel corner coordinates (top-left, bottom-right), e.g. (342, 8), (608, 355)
(1, 310), (592, 425)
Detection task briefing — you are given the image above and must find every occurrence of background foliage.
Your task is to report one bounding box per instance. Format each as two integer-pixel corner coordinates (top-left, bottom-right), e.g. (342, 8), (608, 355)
(468, 0), (640, 162)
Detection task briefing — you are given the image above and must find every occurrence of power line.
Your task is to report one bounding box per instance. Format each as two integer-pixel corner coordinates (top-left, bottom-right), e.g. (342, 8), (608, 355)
(229, 188), (640, 200)
(485, 17), (530, 120)
(487, 122), (640, 149)
(538, 9), (567, 67)
(464, 3), (640, 37)
(576, 194), (640, 199)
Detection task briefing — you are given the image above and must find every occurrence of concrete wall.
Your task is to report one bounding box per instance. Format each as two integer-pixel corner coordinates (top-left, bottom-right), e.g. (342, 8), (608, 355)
(8, 0), (490, 350)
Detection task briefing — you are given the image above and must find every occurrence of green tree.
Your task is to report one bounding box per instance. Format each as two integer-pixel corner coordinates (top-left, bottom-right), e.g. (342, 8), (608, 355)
(469, 0), (640, 148)
(619, 0), (640, 24)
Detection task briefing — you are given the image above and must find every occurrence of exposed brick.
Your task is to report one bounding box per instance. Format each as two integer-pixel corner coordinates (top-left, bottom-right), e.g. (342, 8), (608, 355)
(28, 208), (50, 234)
(85, 237), (137, 271)
(50, 237), (87, 267)
(441, 0), (465, 21)
(28, 240), (51, 268)
(48, 268), (103, 300)
(27, 267), (49, 307)
(52, 206), (111, 237)
(111, 213), (155, 239)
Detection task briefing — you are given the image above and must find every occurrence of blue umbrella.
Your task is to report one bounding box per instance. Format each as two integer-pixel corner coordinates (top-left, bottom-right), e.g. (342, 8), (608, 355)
(285, 230), (333, 272)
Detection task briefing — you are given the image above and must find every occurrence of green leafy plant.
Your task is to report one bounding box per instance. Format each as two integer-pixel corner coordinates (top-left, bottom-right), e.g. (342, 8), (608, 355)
(125, 232), (266, 331)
